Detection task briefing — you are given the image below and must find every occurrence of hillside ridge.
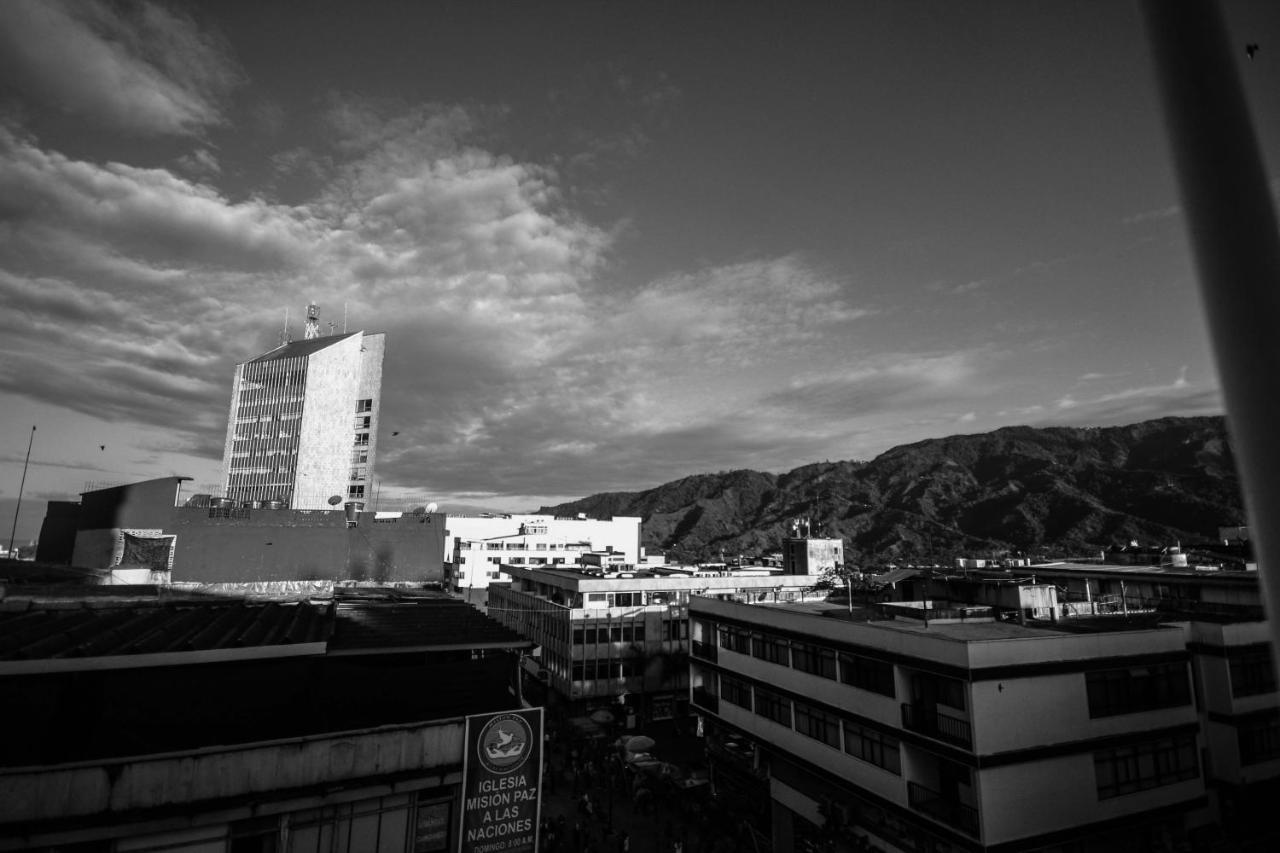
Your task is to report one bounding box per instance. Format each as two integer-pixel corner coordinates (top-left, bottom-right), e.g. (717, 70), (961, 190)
(537, 416), (1243, 562)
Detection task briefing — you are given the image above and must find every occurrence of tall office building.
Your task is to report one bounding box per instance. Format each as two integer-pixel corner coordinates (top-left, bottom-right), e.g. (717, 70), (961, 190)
(221, 305), (385, 509)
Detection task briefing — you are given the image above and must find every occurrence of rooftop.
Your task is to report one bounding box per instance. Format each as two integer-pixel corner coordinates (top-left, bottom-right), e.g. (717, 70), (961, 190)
(0, 597), (331, 671)
(330, 600), (532, 653)
(245, 332), (360, 364)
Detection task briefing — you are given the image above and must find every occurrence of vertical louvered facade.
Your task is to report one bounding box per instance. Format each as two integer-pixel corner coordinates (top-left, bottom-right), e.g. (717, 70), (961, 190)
(221, 332), (385, 509)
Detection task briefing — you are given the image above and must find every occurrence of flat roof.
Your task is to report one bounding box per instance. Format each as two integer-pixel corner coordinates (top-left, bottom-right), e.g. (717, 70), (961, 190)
(245, 332), (360, 364)
(706, 598), (1188, 640)
(1026, 562), (1259, 582)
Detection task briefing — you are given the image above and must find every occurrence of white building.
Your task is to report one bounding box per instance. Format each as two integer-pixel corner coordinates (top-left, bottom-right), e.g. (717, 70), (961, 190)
(221, 306), (384, 510)
(688, 570), (1280, 852)
(489, 564), (823, 722)
(443, 514), (641, 588)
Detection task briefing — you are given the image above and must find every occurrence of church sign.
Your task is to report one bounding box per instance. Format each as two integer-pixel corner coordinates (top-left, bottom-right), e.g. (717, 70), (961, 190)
(457, 708), (543, 853)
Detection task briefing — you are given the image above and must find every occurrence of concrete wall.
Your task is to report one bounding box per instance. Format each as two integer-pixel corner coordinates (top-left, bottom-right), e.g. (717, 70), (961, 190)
(168, 508), (445, 583)
(357, 332), (384, 497)
(295, 334), (363, 509)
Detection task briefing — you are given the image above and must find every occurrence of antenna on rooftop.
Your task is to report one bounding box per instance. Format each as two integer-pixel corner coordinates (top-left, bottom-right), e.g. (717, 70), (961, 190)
(343, 302), (348, 334)
(304, 303), (320, 340)
(279, 307), (291, 346)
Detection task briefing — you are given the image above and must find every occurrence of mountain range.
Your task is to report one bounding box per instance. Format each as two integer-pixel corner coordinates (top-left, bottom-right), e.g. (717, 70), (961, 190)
(538, 416), (1245, 564)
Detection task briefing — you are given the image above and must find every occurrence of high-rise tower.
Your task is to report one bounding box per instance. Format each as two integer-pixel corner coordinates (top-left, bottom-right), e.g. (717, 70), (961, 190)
(221, 306), (385, 509)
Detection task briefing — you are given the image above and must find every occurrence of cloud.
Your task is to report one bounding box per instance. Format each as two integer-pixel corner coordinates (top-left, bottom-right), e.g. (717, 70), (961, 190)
(759, 352), (982, 418)
(0, 0), (242, 136)
(1122, 204), (1181, 226)
(0, 128), (320, 273)
(1041, 369), (1222, 427)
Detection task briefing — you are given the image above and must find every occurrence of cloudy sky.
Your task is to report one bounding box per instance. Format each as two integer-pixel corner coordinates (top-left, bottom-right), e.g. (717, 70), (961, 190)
(1, 1), (1277, 530)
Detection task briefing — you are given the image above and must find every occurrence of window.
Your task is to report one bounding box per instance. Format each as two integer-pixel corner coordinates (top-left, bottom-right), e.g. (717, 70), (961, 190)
(721, 675), (752, 709)
(348, 485), (365, 499)
(792, 642), (837, 679)
(1086, 662), (1191, 718)
(719, 626), (751, 654)
(751, 632), (790, 666)
(843, 721), (901, 775)
(1237, 713), (1280, 765)
(356, 399), (373, 412)
(1094, 734), (1198, 799)
(354, 432), (370, 446)
(755, 687), (791, 727)
(1230, 648), (1277, 698)
(840, 653), (896, 697)
(794, 701), (841, 748)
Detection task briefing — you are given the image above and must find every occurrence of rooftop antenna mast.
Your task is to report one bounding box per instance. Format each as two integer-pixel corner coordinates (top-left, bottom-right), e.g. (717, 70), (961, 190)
(304, 303), (320, 340)
(279, 307), (291, 346)
(343, 302), (348, 334)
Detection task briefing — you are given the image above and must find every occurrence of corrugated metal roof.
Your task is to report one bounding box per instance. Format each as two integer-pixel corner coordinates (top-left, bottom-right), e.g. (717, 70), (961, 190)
(330, 601), (532, 652)
(246, 333), (358, 364)
(0, 600), (331, 661)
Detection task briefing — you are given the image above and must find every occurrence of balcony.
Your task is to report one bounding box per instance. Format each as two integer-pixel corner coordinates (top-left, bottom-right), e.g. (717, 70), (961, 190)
(907, 781), (979, 837)
(901, 704), (972, 749)
(691, 640), (718, 662)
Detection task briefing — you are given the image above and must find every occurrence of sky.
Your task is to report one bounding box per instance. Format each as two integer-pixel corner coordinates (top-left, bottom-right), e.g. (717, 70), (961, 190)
(1, 0), (1278, 537)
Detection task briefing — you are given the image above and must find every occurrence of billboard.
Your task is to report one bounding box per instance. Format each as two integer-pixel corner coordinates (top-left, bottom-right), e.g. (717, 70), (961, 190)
(457, 708), (543, 853)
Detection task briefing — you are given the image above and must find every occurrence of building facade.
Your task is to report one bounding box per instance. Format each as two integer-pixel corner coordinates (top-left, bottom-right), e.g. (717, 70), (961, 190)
(0, 586), (532, 852)
(52, 477), (444, 584)
(221, 317), (385, 510)
(688, 575), (1280, 853)
(489, 565), (824, 723)
(442, 514), (642, 587)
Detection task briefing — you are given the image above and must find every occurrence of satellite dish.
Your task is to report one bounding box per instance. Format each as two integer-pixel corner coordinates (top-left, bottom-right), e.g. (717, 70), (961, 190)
(327, 495), (343, 506)
(425, 502), (439, 514)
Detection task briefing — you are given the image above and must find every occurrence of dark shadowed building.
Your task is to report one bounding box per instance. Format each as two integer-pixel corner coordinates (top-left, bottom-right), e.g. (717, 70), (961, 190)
(36, 477), (444, 584)
(0, 584), (532, 851)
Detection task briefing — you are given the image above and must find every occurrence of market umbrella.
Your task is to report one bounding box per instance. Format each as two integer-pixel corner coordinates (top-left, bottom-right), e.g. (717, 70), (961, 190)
(590, 709), (615, 724)
(625, 735), (656, 753)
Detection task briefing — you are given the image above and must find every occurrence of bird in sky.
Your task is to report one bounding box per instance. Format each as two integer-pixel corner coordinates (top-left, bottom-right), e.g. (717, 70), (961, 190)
(391, 431), (400, 436)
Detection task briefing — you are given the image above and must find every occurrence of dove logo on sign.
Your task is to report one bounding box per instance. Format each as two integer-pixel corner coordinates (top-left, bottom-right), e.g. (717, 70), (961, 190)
(477, 713), (533, 774)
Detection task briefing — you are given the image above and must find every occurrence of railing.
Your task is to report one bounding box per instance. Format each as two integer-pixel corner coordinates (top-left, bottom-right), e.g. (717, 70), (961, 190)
(691, 640), (718, 662)
(901, 704), (972, 749)
(907, 781), (979, 837)
(692, 686), (719, 714)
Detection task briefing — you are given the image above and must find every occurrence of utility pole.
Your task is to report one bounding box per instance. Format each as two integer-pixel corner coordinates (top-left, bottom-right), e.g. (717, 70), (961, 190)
(7, 425), (35, 559)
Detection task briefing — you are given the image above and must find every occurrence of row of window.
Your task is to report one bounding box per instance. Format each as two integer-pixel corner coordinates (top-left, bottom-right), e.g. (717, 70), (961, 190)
(574, 624), (648, 644)
(1237, 714), (1280, 766)
(716, 625), (896, 698)
(1085, 663), (1191, 719)
(1229, 648), (1277, 698)
(1093, 735), (1198, 799)
(572, 658), (648, 681)
(717, 674), (902, 774)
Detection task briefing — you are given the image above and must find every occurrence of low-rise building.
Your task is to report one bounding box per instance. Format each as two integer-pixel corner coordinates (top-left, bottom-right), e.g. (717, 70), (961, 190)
(488, 564), (824, 724)
(0, 584), (533, 851)
(443, 514), (642, 588)
(688, 569), (1280, 852)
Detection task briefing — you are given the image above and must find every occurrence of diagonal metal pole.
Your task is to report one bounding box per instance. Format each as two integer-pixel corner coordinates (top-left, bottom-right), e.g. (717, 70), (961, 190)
(1140, 1), (1280, 667)
(8, 425), (36, 558)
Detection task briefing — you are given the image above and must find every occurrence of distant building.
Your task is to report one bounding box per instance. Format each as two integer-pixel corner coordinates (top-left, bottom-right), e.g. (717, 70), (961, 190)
(444, 514), (641, 591)
(782, 517), (844, 576)
(0, 584), (533, 851)
(221, 304), (384, 510)
(688, 568), (1280, 852)
(43, 477), (444, 584)
(489, 564), (823, 724)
